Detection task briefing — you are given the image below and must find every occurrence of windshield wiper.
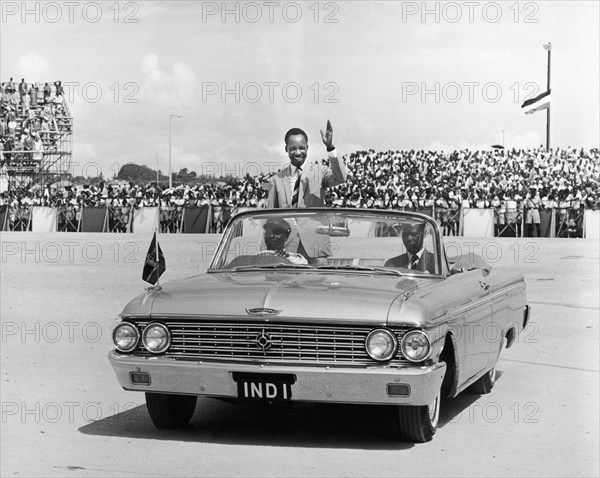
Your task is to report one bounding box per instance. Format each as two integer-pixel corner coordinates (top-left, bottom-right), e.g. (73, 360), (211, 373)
(315, 265), (402, 276)
(228, 263), (313, 272)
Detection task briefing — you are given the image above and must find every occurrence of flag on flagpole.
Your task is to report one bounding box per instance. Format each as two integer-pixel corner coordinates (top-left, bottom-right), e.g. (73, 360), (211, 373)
(521, 89), (551, 114)
(142, 232), (166, 285)
(543, 42), (552, 51)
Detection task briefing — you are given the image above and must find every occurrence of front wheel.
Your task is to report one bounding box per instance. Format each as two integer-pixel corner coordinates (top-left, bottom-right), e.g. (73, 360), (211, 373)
(145, 393), (197, 429)
(469, 366), (496, 394)
(397, 392), (440, 443)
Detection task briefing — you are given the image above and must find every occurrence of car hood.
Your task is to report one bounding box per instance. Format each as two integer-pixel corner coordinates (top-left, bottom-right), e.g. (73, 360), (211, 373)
(122, 271), (426, 324)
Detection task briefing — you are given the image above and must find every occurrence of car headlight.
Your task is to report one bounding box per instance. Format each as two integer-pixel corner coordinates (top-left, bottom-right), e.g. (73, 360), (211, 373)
(365, 329), (398, 361)
(113, 322), (140, 353)
(401, 330), (431, 362)
(142, 322), (171, 354)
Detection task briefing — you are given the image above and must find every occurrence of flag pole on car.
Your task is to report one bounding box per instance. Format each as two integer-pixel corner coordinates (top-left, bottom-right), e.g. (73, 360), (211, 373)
(142, 226), (166, 290)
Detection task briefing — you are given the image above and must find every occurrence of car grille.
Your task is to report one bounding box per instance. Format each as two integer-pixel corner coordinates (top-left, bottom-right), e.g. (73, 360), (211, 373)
(132, 319), (410, 366)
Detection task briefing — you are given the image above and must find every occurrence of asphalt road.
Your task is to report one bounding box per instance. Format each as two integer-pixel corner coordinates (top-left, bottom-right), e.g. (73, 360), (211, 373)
(1, 233), (598, 477)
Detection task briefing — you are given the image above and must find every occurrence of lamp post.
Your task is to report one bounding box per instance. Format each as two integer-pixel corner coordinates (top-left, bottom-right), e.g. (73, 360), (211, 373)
(501, 129), (505, 149)
(168, 114), (182, 189)
(543, 42), (551, 150)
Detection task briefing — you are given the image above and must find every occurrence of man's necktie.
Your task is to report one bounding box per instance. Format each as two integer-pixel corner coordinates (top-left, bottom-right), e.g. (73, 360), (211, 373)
(409, 254), (420, 270)
(291, 170), (302, 207)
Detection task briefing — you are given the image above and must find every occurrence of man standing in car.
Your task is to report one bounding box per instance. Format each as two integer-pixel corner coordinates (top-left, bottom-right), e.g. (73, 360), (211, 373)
(267, 120), (347, 208)
(266, 120), (347, 262)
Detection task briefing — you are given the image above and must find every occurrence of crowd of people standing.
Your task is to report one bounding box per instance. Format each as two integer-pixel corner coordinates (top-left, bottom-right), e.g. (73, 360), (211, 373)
(0, 78), (69, 166)
(1, 144), (598, 237)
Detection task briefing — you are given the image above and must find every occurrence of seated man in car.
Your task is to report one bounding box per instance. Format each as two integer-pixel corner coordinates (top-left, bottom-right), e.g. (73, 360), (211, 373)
(261, 217), (308, 264)
(226, 218), (308, 268)
(384, 222), (436, 273)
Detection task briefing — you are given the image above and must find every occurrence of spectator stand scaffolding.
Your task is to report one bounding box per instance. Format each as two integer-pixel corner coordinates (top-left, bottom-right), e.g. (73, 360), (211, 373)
(0, 79), (73, 192)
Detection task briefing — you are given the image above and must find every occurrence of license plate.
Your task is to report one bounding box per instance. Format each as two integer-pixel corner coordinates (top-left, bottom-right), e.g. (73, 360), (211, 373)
(232, 372), (295, 401)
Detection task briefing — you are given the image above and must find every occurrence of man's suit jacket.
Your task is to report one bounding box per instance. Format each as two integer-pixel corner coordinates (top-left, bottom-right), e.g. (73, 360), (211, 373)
(266, 153), (347, 208)
(266, 153), (346, 258)
(384, 250), (437, 274)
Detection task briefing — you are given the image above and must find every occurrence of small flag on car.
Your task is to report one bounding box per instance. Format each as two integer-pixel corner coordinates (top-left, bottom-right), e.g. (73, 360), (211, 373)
(142, 232), (166, 285)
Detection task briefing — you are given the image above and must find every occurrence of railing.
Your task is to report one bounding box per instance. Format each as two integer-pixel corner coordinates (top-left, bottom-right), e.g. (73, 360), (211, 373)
(1, 204), (597, 237)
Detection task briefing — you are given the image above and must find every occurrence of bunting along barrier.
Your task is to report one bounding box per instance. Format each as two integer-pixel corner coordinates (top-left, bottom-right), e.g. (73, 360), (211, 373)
(584, 210), (599, 239)
(539, 209), (555, 237)
(58, 205), (80, 232)
(80, 206), (108, 232)
(183, 205), (211, 233)
(462, 208), (495, 237)
(132, 207), (159, 234)
(418, 206), (434, 218)
(0, 205), (7, 231)
(31, 206), (57, 232)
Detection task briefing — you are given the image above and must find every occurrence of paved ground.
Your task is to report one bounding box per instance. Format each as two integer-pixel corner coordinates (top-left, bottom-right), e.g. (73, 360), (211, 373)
(1, 232), (598, 477)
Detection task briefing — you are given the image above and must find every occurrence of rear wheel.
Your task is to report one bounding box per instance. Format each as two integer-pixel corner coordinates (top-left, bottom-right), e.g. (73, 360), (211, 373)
(145, 393), (197, 429)
(469, 366), (496, 394)
(397, 392), (440, 443)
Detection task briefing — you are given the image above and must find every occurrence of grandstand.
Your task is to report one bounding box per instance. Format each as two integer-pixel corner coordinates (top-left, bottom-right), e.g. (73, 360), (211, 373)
(1, 80), (72, 190)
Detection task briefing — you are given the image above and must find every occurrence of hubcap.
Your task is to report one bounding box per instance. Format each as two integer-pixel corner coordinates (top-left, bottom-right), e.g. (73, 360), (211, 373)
(428, 394), (440, 428)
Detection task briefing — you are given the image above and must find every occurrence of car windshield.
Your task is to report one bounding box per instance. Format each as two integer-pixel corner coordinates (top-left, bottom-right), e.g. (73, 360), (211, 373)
(209, 209), (444, 276)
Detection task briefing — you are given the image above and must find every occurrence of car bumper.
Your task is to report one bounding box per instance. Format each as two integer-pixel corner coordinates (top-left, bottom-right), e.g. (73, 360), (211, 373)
(108, 351), (446, 406)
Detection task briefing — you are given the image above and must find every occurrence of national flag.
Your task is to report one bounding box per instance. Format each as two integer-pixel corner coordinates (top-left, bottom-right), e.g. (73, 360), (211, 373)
(142, 232), (166, 285)
(521, 89), (551, 115)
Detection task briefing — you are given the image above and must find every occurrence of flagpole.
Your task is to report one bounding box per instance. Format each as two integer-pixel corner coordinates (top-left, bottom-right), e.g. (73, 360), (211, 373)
(545, 42), (551, 150)
(155, 153), (160, 287)
(154, 229), (160, 288)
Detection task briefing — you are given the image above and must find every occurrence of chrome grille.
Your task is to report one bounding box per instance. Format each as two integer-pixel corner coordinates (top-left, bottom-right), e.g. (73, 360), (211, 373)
(132, 319), (410, 366)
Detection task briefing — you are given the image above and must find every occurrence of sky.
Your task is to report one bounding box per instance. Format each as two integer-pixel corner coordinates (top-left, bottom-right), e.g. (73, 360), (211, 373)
(1, 0), (599, 179)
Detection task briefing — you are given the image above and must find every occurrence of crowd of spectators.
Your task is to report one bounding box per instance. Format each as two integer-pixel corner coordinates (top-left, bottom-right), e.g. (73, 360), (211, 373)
(327, 146), (599, 236)
(1, 145), (598, 236)
(0, 173), (271, 232)
(0, 76), (598, 237)
(2, 147), (599, 224)
(326, 146), (599, 210)
(0, 78), (70, 167)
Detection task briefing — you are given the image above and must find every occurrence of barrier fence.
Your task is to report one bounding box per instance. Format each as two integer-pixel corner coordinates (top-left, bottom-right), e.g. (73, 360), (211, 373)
(0, 205), (598, 238)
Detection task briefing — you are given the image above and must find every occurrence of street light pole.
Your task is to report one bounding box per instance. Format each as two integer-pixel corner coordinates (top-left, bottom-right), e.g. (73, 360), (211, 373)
(545, 42), (551, 150)
(168, 114), (182, 189)
(501, 129), (505, 149)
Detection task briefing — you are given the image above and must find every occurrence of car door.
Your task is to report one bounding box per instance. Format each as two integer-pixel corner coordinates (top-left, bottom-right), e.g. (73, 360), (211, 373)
(456, 277), (493, 385)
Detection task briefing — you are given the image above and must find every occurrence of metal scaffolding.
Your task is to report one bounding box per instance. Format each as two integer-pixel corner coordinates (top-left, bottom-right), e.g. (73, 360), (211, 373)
(3, 97), (72, 190)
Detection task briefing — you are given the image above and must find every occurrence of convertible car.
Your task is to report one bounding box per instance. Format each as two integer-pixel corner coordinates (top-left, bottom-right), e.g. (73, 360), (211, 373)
(109, 208), (529, 442)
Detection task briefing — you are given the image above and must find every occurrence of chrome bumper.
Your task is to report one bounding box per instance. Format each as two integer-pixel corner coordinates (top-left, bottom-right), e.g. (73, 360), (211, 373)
(108, 351), (446, 406)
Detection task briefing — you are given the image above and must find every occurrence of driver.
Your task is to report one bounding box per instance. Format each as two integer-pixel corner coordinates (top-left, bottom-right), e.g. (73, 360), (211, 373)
(225, 218), (308, 268)
(384, 223), (436, 273)
(262, 218), (308, 265)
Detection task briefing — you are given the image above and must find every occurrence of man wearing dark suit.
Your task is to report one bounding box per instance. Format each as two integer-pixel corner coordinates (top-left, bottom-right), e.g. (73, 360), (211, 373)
(267, 120), (347, 262)
(385, 223), (437, 274)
